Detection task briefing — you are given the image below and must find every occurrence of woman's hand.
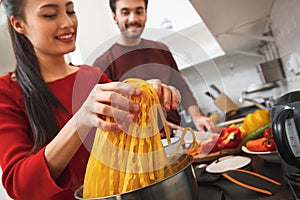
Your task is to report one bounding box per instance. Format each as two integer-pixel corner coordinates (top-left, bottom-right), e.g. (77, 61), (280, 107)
(74, 82), (142, 132)
(74, 80), (181, 133)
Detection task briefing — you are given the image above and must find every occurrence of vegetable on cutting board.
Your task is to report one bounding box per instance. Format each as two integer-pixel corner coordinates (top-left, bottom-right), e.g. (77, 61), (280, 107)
(219, 126), (242, 149)
(186, 126), (243, 157)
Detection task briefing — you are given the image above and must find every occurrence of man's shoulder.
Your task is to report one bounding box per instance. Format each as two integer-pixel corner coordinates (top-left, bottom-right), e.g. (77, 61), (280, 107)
(141, 38), (169, 50)
(92, 44), (117, 67)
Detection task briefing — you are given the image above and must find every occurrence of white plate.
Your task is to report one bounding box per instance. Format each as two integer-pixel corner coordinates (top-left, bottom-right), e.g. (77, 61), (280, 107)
(205, 155), (252, 173)
(241, 146), (273, 154)
(242, 146), (280, 163)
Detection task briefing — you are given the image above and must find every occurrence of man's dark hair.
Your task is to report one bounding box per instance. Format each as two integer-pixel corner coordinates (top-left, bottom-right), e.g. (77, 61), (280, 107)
(109, 0), (148, 13)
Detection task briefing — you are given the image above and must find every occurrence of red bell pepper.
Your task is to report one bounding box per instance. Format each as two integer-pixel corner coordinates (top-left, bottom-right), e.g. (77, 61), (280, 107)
(219, 126), (242, 149)
(263, 127), (272, 139)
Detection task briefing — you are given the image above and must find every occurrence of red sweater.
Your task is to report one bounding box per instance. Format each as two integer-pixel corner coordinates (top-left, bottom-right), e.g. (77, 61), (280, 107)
(93, 39), (198, 126)
(0, 65), (110, 200)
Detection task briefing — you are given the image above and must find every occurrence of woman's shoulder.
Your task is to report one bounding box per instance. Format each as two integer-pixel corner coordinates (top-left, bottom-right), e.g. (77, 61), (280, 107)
(0, 72), (22, 102)
(78, 64), (103, 77)
(0, 72), (11, 80)
(0, 72), (19, 90)
(79, 64), (101, 72)
(78, 64), (111, 83)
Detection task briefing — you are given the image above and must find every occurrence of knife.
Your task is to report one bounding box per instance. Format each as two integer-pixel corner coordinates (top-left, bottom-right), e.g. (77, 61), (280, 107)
(210, 84), (222, 94)
(205, 91), (216, 100)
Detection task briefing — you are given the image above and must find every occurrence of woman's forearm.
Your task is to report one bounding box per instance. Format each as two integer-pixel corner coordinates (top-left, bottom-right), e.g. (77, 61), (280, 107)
(44, 117), (89, 180)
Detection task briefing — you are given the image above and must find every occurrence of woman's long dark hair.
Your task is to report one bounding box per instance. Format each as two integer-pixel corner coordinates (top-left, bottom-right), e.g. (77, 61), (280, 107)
(2, 0), (67, 153)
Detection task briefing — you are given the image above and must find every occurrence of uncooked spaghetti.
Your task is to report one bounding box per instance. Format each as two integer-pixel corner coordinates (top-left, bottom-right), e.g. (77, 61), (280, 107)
(83, 78), (175, 198)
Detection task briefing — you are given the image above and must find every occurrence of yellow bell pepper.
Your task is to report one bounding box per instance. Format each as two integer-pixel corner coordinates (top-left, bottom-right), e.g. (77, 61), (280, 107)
(240, 109), (270, 135)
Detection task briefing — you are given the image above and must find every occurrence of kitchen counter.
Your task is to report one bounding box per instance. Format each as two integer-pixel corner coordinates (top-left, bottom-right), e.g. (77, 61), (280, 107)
(197, 153), (298, 200)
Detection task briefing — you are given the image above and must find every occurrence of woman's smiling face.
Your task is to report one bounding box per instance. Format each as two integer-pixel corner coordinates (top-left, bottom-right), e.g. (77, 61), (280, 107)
(14, 0), (78, 57)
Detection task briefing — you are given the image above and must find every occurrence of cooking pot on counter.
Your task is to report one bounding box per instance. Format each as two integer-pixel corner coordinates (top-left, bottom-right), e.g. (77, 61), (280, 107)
(74, 154), (199, 200)
(271, 91), (300, 189)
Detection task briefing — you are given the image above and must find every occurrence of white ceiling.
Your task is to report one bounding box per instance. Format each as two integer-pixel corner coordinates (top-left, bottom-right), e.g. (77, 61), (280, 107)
(144, 0), (225, 69)
(147, 0), (202, 31)
(145, 0), (276, 69)
(189, 0), (275, 56)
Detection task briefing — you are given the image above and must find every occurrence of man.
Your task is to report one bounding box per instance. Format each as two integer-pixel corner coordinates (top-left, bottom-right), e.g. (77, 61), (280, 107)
(93, 0), (217, 132)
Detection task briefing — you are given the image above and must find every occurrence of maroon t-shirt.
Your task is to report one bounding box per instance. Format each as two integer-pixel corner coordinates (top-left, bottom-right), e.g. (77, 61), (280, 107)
(93, 39), (198, 126)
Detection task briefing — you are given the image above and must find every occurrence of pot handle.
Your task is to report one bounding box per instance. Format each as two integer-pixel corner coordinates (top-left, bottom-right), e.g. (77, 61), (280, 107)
(273, 107), (300, 166)
(167, 127), (198, 159)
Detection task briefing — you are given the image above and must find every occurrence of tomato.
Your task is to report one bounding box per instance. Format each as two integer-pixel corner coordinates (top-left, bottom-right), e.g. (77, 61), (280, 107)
(263, 137), (277, 151)
(263, 127), (272, 139)
(262, 127), (276, 151)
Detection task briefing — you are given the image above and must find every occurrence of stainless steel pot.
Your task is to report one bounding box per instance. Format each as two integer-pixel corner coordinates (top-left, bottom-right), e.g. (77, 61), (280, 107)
(74, 154), (198, 200)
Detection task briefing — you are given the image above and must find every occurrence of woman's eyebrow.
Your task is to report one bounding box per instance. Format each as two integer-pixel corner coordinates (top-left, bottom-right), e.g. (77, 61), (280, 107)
(39, 1), (74, 10)
(66, 1), (74, 7)
(39, 4), (58, 10)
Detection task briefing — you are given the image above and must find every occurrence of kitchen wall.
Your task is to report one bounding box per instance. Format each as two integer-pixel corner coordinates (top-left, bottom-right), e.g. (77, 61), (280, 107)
(0, 5), (15, 76)
(271, 0), (300, 57)
(72, 0), (118, 63)
(0, 170), (11, 200)
(180, 0), (300, 116)
(270, 0), (300, 78)
(180, 54), (265, 115)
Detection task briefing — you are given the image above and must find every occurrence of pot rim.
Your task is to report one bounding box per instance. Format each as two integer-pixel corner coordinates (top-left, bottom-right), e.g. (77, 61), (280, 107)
(75, 154), (194, 200)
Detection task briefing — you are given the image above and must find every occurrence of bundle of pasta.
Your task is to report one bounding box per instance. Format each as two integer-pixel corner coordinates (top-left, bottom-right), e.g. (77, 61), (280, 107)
(83, 78), (173, 198)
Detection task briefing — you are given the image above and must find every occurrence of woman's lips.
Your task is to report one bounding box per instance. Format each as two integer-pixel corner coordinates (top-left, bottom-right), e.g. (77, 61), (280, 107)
(56, 33), (74, 41)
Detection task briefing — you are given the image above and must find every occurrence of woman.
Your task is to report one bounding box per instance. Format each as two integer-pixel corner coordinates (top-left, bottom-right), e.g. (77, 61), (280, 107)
(0, 0), (181, 199)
